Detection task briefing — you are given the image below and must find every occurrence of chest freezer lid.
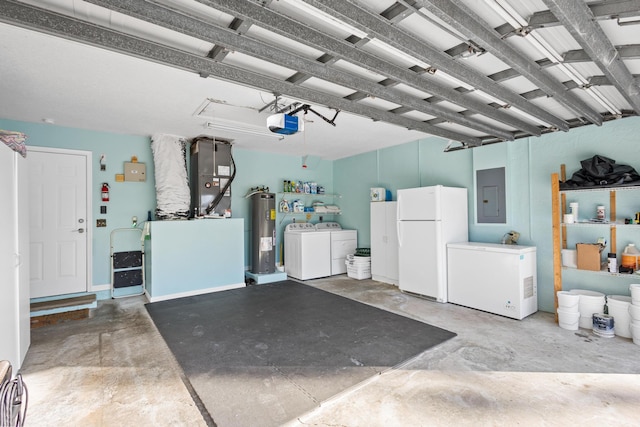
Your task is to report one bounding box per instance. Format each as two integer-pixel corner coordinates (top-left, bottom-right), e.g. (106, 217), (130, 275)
(447, 241), (536, 254)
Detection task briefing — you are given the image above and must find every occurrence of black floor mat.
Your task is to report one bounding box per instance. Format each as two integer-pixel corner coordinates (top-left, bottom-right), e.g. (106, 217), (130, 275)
(146, 280), (456, 426)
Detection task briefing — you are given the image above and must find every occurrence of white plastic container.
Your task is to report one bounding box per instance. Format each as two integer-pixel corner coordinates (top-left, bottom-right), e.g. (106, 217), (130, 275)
(607, 295), (632, 338)
(630, 322), (640, 345)
(557, 308), (580, 331)
(557, 291), (579, 311)
(629, 302), (640, 320)
(561, 250), (577, 268)
(630, 284), (640, 305)
(345, 255), (371, 280)
(570, 289), (605, 329)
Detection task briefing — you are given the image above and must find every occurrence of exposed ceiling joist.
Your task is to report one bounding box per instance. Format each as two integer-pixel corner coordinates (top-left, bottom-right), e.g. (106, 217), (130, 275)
(542, 0), (640, 113)
(412, 0), (603, 126)
(529, 0), (640, 30)
(195, 0), (539, 136)
(303, 0), (570, 131)
(85, 0), (517, 140)
(0, 0), (487, 146)
(564, 44), (640, 63)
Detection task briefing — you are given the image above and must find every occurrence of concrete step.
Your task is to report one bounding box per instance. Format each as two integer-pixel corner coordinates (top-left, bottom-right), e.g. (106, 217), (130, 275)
(30, 294), (97, 328)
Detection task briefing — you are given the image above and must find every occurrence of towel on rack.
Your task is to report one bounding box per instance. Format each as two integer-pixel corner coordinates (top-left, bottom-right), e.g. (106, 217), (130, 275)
(0, 129), (27, 158)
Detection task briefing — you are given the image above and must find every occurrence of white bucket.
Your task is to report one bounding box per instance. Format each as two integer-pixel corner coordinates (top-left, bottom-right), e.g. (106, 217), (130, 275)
(557, 291), (579, 311)
(607, 295), (632, 338)
(630, 322), (640, 345)
(557, 308), (580, 330)
(630, 284), (640, 305)
(570, 289), (605, 323)
(629, 302), (640, 321)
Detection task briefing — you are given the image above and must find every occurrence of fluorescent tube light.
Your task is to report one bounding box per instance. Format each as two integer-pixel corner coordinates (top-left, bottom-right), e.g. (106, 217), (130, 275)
(483, 0), (622, 116)
(284, 0), (368, 38)
(205, 121), (285, 140)
(368, 38), (430, 69)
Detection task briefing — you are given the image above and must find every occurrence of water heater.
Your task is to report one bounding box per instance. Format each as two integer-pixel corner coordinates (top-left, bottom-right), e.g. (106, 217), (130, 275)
(190, 137), (233, 217)
(250, 192), (276, 274)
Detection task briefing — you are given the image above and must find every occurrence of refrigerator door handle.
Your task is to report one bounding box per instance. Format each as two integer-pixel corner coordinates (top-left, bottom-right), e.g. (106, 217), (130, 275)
(396, 221), (402, 248)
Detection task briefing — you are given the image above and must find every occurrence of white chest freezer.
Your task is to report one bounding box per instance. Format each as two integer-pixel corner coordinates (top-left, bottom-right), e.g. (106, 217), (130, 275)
(447, 242), (537, 320)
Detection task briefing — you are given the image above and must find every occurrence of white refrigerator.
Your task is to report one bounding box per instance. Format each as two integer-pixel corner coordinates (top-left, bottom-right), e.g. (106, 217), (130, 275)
(397, 186), (468, 302)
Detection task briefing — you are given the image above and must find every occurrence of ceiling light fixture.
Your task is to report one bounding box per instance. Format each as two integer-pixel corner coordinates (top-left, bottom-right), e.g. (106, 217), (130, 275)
(483, 0), (622, 116)
(368, 38), (431, 68)
(205, 121), (285, 140)
(284, 0), (368, 38)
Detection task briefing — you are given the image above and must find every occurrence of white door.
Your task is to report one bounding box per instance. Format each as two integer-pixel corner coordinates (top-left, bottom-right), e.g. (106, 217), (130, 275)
(29, 148), (90, 298)
(398, 220), (441, 299)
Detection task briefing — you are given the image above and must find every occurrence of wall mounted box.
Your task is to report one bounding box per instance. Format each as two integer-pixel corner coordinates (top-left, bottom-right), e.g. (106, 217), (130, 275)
(124, 162), (146, 181)
(576, 243), (603, 271)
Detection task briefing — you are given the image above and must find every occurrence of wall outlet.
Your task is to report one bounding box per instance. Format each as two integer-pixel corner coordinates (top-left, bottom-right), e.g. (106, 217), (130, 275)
(97, 219), (107, 227)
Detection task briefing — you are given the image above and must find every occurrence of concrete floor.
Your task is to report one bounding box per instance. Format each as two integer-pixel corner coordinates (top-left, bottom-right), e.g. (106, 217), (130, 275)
(19, 277), (640, 426)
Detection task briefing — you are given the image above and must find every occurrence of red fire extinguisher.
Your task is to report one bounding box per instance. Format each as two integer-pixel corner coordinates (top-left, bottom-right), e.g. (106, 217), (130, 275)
(101, 183), (110, 202)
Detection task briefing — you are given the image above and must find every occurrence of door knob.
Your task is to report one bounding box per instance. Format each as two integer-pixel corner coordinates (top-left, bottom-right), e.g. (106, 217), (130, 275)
(72, 228), (85, 233)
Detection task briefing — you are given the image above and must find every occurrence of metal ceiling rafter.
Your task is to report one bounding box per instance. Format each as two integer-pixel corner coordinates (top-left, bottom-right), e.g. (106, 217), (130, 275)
(529, 0), (640, 30)
(542, 0), (640, 113)
(0, 0), (483, 146)
(301, 0), (570, 131)
(195, 0), (541, 136)
(85, 0), (517, 140)
(411, 0), (603, 125)
(564, 45), (640, 64)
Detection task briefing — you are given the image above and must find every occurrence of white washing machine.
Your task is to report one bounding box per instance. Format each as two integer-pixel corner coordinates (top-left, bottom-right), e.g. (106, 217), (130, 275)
(315, 222), (358, 275)
(284, 223), (331, 280)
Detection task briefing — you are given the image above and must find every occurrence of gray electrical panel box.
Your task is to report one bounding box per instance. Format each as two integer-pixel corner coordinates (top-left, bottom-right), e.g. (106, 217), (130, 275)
(190, 137), (233, 217)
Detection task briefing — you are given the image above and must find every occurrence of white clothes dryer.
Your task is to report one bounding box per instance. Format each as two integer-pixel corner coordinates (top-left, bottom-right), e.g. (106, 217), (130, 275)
(284, 223), (331, 280)
(315, 222), (357, 275)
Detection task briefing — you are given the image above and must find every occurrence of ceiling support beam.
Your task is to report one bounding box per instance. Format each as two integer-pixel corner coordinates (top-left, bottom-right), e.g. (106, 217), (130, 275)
(85, 0), (517, 139)
(542, 0), (640, 113)
(303, 0), (570, 130)
(529, 0), (640, 30)
(195, 0), (542, 135)
(0, 0), (483, 146)
(411, 0), (603, 126)
(564, 44), (640, 63)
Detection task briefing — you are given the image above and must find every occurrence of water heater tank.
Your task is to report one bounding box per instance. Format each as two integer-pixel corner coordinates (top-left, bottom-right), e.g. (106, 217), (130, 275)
(250, 192), (276, 274)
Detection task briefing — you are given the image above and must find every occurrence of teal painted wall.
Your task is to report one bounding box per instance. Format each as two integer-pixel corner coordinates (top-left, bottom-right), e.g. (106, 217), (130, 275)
(1, 119), (156, 288)
(1, 119), (333, 290)
(5, 115), (640, 312)
(231, 149), (334, 268)
(335, 116), (640, 313)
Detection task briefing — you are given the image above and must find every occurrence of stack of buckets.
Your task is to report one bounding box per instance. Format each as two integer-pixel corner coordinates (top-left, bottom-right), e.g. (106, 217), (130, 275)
(629, 284), (640, 345)
(556, 289), (606, 332)
(345, 249), (371, 280)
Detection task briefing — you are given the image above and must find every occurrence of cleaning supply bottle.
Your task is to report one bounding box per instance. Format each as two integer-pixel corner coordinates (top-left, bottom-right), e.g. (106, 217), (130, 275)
(608, 253), (617, 273)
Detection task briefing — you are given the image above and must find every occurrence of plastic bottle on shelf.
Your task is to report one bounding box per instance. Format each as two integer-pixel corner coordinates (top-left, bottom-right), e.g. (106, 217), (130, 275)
(622, 243), (640, 270)
(608, 253), (617, 273)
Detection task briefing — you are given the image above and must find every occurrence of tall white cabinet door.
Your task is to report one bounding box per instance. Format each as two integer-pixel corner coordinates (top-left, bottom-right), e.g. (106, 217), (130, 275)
(370, 202), (398, 285)
(385, 202), (399, 283)
(0, 145), (18, 369)
(16, 153), (30, 364)
(0, 145), (30, 371)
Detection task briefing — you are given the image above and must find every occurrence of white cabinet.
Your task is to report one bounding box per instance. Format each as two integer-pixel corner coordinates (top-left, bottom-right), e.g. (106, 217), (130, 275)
(370, 202), (399, 285)
(0, 143), (30, 371)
